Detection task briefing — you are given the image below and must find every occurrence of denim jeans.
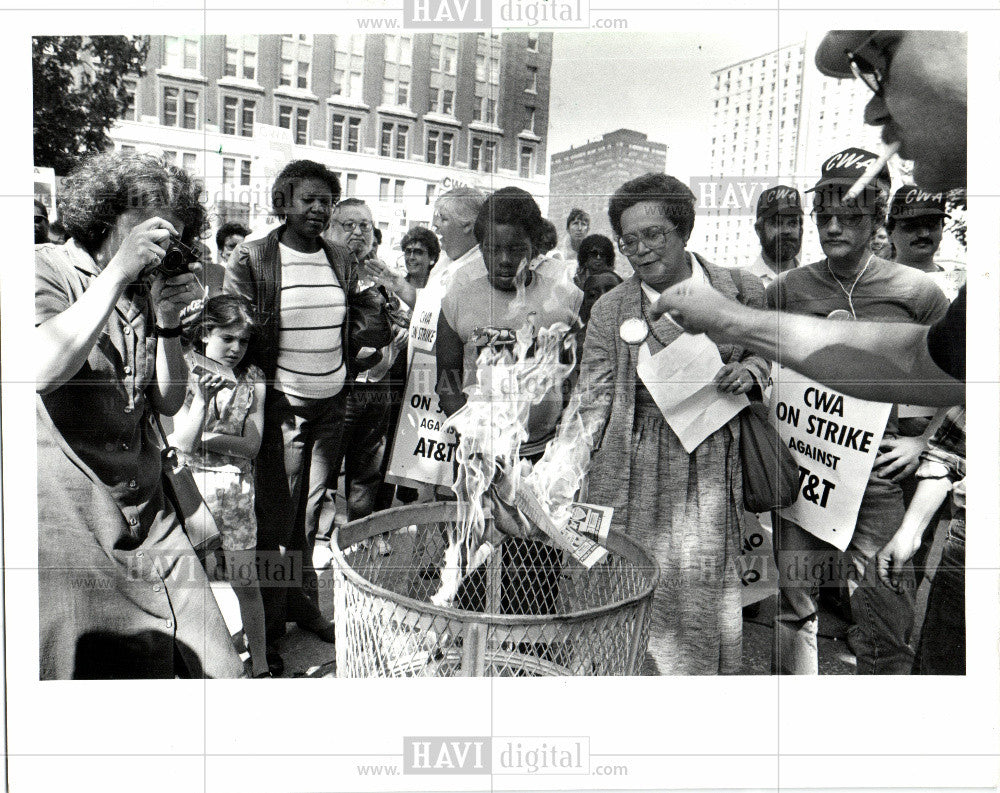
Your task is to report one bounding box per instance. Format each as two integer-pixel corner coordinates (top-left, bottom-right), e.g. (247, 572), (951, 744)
(916, 515), (965, 674)
(255, 388), (346, 647)
(773, 478), (915, 674)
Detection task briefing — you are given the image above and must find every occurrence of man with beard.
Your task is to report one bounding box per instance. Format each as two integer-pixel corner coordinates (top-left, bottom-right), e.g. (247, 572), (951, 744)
(887, 185), (963, 301)
(748, 186), (803, 287)
(766, 147), (949, 674)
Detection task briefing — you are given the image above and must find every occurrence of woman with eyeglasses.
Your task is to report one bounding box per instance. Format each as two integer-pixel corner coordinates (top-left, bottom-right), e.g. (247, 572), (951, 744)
(575, 172), (770, 675)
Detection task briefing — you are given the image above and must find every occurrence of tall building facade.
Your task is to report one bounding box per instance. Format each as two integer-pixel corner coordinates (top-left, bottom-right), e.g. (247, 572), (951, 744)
(548, 129), (668, 247)
(110, 32), (553, 255)
(702, 37), (889, 268)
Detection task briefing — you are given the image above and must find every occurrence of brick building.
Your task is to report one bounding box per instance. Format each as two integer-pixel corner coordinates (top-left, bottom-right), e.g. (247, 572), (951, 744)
(111, 33), (553, 254)
(548, 129), (668, 250)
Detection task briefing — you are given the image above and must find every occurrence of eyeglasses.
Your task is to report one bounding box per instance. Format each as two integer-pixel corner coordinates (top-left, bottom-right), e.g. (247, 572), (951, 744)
(811, 210), (868, 229)
(846, 32), (895, 97)
(618, 225), (677, 256)
(403, 246), (428, 256)
(337, 220), (372, 234)
(896, 216), (944, 233)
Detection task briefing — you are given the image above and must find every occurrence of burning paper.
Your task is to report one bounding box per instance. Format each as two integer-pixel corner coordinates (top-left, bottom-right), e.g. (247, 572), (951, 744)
(432, 319), (605, 607)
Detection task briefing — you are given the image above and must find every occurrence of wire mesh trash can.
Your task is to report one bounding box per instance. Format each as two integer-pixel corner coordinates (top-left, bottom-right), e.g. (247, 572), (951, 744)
(332, 502), (658, 677)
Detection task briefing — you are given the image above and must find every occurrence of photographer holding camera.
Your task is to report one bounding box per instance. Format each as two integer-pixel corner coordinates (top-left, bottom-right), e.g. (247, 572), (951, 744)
(35, 151), (244, 679)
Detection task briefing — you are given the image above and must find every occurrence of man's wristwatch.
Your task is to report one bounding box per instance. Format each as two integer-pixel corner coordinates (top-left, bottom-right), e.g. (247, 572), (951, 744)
(155, 324), (184, 338)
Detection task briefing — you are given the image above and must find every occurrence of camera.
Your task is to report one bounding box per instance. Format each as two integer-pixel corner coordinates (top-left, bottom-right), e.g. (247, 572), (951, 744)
(147, 238), (196, 279)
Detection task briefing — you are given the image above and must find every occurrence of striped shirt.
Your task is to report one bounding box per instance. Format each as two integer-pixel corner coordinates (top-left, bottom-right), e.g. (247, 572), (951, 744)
(274, 242), (347, 399)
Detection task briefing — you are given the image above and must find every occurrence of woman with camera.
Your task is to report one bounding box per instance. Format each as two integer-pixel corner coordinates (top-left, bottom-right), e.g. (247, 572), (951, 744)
(35, 151), (244, 679)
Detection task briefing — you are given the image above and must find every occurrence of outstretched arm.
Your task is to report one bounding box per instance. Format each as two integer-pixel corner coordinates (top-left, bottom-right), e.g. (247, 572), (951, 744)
(652, 281), (963, 406)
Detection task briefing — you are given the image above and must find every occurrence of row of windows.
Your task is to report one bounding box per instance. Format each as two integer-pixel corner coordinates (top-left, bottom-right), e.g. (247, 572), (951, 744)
(163, 34), (539, 107)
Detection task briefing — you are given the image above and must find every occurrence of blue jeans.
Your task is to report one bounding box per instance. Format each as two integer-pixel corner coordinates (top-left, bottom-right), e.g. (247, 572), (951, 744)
(916, 515), (965, 674)
(773, 478), (915, 674)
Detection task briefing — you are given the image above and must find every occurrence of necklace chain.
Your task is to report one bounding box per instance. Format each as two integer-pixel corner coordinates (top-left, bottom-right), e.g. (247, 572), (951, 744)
(826, 253), (874, 319)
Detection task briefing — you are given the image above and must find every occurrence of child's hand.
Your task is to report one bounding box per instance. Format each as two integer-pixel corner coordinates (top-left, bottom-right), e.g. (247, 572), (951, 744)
(193, 372), (228, 403)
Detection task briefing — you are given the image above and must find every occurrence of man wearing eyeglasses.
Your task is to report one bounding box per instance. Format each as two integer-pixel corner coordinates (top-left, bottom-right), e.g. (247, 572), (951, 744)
(765, 147), (949, 675)
(651, 31), (966, 408)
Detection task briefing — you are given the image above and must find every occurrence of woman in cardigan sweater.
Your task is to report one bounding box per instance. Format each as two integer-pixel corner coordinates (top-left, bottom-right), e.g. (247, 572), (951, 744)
(577, 173), (770, 675)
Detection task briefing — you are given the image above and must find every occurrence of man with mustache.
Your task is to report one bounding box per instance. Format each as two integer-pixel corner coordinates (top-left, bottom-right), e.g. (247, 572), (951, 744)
(651, 30), (967, 407)
(749, 186), (803, 287)
(887, 185), (964, 301)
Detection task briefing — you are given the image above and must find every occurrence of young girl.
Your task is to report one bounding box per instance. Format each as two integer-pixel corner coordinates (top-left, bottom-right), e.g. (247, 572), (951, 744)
(170, 296), (269, 677)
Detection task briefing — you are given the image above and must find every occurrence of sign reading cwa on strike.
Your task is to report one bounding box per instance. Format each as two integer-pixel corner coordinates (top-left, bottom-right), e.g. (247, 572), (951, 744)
(769, 366), (891, 551)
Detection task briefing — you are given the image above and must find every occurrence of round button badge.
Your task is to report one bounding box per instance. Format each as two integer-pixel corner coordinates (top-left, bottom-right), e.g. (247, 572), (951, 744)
(619, 318), (650, 345)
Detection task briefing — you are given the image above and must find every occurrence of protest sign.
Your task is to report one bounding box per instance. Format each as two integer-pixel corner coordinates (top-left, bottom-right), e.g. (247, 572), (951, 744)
(385, 350), (458, 488)
(769, 366), (891, 551)
(739, 512), (777, 607)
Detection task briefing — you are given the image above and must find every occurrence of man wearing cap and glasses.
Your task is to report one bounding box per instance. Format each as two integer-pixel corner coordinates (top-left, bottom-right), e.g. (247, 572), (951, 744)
(749, 186), (804, 287)
(650, 31), (966, 408)
(766, 147), (949, 674)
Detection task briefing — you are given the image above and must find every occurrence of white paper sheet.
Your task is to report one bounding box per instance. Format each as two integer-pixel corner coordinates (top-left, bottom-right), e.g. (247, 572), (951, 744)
(635, 334), (749, 453)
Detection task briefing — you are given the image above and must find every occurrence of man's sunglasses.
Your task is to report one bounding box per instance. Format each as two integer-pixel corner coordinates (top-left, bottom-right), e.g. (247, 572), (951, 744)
(846, 32), (896, 97)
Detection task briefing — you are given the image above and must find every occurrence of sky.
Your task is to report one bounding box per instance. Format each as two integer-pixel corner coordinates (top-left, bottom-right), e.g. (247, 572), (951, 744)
(547, 29), (810, 182)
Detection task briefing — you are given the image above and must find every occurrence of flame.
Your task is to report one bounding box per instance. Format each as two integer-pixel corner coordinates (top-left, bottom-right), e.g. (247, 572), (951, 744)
(432, 318), (593, 608)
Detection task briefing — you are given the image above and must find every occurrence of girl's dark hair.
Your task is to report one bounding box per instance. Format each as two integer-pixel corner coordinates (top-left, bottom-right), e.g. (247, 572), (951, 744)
(577, 234), (616, 268)
(185, 295), (256, 374)
(59, 151), (208, 257)
(538, 219), (559, 253)
(400, 226), (441, 267)
(608, 172), (697, 242)
(473, 187), (546, 254)
(271, 160), (341, 220)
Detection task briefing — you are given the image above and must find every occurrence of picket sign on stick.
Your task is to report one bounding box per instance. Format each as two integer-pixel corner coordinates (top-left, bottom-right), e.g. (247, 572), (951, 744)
(768, 366), (892, 552)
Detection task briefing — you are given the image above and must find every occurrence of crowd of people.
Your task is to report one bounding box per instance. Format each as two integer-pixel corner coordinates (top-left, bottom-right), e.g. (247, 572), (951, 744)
(36, 29), (968, 679)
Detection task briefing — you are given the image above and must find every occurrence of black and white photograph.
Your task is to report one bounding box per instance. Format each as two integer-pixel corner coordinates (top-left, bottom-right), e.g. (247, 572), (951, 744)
(6, 3), (998, 791)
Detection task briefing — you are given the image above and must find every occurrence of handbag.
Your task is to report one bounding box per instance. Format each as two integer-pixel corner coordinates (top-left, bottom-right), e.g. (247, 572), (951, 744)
(739, 401), (800, 513)
(151, 414), (222, 555)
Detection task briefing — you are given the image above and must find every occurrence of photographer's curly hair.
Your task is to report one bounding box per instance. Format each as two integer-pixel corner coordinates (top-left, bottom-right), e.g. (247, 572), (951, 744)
(400, 226), (441, 268)
(608, 172), (697, 243)
(58, 151), (208, 257)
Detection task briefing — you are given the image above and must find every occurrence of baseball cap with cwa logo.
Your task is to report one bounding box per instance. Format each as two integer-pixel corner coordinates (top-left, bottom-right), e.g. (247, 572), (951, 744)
(889, 184), (950, 220)
(807, 147), (891, 208)
(756, 185), (803, 220)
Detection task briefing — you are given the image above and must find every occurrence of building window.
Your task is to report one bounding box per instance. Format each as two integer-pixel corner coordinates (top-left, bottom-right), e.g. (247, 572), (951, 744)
(382, 35), (412, 106)
(222, 157), (235, 185)
(474, 36), (501, 124)
(525, 65), (538, 93)
(429, 35), (457, 113)
(222, 96), (255, 136)
(527, 32), (539, 52)
(394, 179), (405, 203)
(380, 121), (409, 159)
(345, 173), (358, 197)
(161, 149), (176, 165)
(120, 79), (137, 121)
(426, 129), (454, 166)
(163, 86), (199, 129)
(278, 104), (309, 145)
(379, 177), (390, 202)
(426, 184), (436, 205)
(332, 34), (364, 98)
(519, 145), (534, 178)
(471, 136), (498, 173)
(182, 152), (196, 173)
(330, 113), (362, 152)
(224, 35), (258, 81)
(164, 36), (199, 71)
(524, 105), (536, 132)
(280, 34), (312, 90)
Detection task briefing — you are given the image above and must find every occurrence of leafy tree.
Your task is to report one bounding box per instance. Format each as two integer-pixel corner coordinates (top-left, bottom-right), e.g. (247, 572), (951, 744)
(33, 36), (149, 175)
